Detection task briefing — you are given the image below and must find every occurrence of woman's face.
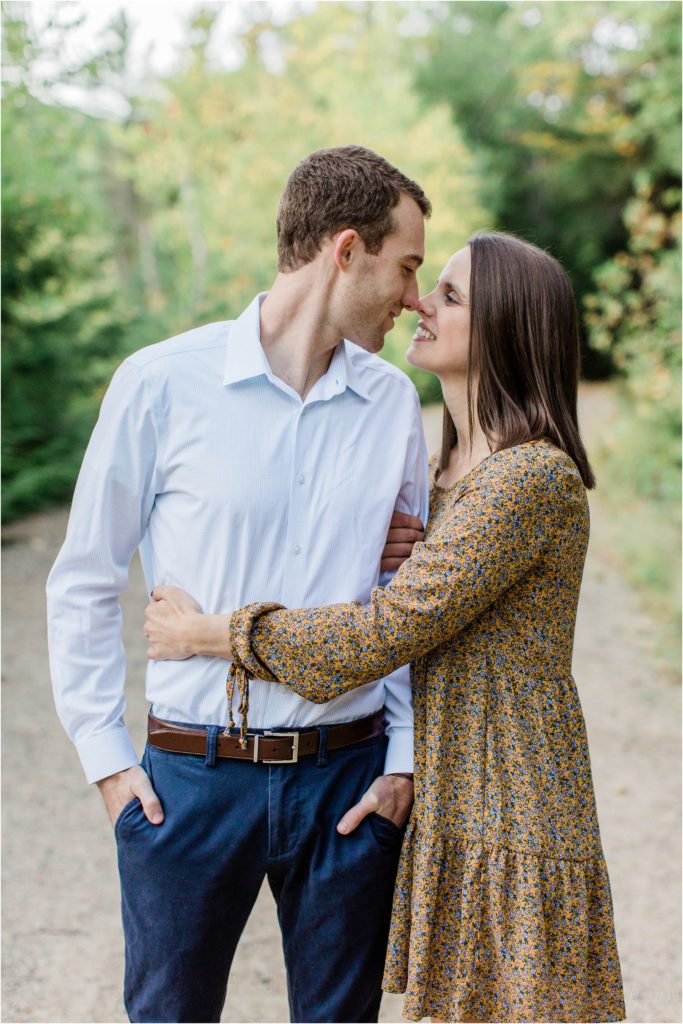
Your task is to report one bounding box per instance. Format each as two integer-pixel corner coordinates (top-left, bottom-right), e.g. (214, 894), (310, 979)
(406, 246), (471, 378)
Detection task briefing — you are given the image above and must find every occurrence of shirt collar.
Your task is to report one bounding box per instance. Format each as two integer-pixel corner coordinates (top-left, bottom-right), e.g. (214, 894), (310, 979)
(223, 292), (370, 401)
(222, 293), (271, 386)
(328, 340), (371, 401)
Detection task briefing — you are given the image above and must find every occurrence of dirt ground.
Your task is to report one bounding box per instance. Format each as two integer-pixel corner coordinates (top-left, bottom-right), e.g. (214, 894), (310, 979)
(2, 392), (681, 1023)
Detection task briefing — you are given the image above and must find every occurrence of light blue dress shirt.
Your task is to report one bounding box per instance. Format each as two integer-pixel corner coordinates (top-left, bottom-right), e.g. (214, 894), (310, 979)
(47, 294), (430, 784)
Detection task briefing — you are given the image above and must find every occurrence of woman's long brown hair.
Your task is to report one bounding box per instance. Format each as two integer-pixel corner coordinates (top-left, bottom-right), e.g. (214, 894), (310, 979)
(440, 231), (596, 488)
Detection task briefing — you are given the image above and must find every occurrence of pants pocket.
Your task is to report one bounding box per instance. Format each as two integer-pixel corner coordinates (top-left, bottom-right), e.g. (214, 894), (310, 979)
(113, 745), (153, 840)
(114, 796), (141, 839)
(368, 810), (406, 849)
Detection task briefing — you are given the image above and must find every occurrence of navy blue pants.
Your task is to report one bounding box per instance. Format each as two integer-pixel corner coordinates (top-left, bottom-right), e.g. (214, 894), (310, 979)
(115, 728), (405, 1023)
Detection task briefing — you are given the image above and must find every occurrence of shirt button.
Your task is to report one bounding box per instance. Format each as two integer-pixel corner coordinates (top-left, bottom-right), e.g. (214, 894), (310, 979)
(292, 544), (301, 555)
(297, 473), (305, 485)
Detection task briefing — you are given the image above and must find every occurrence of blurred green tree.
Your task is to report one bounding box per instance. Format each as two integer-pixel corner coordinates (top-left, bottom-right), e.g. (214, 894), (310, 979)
(413, 0), (681, 647)
(414, 0), (681, 375)
(3, 0), (679, 570)
(1, 6), (132, 519)
(2, 1), (487, 518)
(111, 2), (487, 398)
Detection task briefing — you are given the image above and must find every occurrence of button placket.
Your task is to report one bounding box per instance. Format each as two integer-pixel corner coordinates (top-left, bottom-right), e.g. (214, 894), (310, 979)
(283, 408), (309, 606)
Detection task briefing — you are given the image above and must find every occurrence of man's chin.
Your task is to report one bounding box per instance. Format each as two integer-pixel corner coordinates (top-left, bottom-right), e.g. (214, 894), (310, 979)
(346, 332), (385, 354)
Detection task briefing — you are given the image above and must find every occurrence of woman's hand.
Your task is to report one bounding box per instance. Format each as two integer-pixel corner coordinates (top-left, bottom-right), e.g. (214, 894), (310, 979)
(144, 585), (233, 661)
(144, 586), (203, 660)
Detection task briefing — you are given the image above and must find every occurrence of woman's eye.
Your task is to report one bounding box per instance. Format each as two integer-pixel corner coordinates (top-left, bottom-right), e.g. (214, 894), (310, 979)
(445, 292), (459, 304)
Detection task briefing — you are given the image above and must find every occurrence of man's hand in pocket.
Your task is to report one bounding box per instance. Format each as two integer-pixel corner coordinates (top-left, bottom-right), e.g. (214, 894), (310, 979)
(337, 774), (414, 835)
(97, 764), (164, 828)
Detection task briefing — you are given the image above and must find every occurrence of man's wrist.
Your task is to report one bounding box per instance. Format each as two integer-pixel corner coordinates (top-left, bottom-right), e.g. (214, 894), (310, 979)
(387, 771), (414, 782)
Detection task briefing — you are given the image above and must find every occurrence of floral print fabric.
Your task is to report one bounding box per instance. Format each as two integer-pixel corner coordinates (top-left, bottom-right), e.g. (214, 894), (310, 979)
(229, 440), (625, 1022)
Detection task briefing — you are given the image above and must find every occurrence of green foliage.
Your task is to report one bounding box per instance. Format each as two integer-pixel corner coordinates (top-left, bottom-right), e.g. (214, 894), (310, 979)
(109, 3), (486, 381)
(415, 0), (681, 375)
(2, 0), (680, 600)
(415, 0), (681, 624)
(586, 181), (681, 497)
(2, 2), (486, 518)
(583, 180), (681, 649)
(1, 75), (130, 519)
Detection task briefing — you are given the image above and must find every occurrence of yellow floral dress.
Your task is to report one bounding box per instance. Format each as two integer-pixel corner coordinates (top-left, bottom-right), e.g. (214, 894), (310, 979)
(229, 439), (625, 1022)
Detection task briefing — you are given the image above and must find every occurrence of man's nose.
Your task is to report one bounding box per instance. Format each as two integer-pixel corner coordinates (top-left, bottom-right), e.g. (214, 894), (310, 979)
(404, 292), (428, 315)
(402, 282), (421, 312)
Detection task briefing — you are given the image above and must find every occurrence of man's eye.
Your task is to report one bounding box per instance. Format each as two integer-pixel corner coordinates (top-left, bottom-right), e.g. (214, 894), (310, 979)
(403, 266), (415, 276)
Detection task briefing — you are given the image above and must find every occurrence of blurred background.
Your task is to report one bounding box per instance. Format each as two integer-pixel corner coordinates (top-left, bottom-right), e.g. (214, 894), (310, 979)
(2, 2), (681, 1022)
(3, 0), (681, 646)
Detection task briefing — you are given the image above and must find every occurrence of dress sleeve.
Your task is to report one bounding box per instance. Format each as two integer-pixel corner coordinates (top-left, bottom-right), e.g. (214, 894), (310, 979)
(229, 448), (582, 704)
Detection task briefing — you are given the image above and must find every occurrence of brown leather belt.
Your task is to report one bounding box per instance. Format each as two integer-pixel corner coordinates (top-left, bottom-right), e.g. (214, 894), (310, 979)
(147, 709), (385, 764)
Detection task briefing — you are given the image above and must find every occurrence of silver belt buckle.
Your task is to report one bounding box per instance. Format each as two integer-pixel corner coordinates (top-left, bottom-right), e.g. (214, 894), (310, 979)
(253, 730), (300, 764)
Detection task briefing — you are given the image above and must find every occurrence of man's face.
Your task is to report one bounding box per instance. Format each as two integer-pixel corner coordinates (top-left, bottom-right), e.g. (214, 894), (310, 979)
(341, 194), (425, 353)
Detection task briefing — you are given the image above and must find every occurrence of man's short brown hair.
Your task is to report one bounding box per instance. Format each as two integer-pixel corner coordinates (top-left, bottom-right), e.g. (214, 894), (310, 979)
(276, 145), (431, 272)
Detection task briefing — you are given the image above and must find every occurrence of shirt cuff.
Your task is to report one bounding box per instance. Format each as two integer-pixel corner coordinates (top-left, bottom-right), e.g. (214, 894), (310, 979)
(383, 724), (414, 775)
(75, 724), (140, 785)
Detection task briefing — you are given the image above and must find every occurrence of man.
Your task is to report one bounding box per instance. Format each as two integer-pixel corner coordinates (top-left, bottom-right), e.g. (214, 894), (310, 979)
(47, 145), (430, 1023)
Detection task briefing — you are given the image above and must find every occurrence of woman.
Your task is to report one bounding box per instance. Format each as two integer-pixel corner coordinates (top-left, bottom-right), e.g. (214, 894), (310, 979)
(145, 233), (625, 1022)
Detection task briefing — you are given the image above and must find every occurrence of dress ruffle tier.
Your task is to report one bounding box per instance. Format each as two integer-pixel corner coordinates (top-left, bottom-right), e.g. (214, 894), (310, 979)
(383, 820), (626, 1023)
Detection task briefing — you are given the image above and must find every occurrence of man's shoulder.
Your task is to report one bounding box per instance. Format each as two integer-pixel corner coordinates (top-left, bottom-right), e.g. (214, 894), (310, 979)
(345, 344), (420, 403)
(124, 321), (231, 374)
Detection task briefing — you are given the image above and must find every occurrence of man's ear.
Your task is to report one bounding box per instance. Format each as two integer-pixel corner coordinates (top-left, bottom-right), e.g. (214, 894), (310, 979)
(332, 229), (360, 272)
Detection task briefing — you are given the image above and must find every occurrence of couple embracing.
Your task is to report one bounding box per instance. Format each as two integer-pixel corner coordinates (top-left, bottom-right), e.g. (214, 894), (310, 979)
(47, 146), (625, 1023)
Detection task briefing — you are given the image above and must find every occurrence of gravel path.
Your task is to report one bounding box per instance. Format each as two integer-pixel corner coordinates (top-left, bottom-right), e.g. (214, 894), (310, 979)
(2, 391), (680, 1023)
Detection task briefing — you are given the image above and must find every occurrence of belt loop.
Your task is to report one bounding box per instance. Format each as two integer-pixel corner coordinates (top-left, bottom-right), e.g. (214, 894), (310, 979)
(316, 725), (328, 768)
(205, 725), (220, 768)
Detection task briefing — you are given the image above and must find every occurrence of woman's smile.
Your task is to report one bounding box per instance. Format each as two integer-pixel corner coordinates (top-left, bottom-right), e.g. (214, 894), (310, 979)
(412, 321), (437, 342)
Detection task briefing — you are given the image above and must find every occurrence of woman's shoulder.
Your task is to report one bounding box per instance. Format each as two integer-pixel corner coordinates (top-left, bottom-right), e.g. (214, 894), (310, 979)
(476, 439), (587, 503)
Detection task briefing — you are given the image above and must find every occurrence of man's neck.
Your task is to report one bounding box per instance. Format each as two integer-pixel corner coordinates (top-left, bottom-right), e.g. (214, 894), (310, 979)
(259, 269), (344, 399)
